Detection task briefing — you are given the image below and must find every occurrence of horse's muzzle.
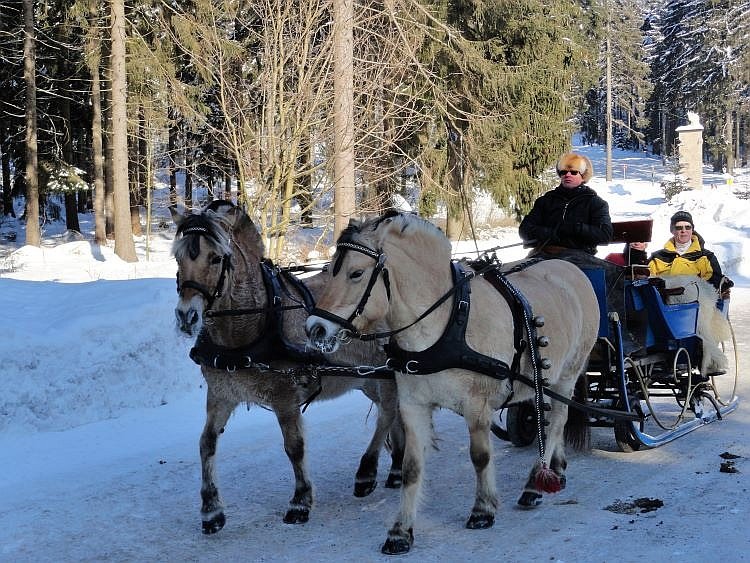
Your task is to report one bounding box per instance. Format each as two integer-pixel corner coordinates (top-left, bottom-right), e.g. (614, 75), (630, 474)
(305, 316), (341, 353)
(175, 305), (201, 336)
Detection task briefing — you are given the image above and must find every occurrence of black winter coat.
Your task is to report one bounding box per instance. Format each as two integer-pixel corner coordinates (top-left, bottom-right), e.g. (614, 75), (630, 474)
(519, 184), (613, 255)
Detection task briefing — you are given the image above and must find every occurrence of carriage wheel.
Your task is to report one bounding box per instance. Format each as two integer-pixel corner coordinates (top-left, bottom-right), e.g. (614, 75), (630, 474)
(490, 409), (510, 441)
(506, 401), (537, 447)
(711, 319), (739, 406)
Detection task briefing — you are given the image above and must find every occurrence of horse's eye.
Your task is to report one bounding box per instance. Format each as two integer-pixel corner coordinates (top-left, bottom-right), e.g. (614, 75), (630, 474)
(210, 255), (223, 265)
(349, 269), (364, 280)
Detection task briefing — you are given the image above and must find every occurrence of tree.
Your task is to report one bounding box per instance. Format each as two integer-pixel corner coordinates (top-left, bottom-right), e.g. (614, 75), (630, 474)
(23, 0), (40, 247)
(647, 0), (749, 171)
(332, 0), (355, 238)
(110, 0), (137, 262)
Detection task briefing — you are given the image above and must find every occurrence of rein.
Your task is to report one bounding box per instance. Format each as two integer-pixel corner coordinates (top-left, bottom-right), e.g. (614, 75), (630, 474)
(310, 243), (497, 343)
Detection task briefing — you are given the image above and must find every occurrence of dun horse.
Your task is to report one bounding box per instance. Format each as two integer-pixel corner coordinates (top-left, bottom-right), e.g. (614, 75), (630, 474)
(171, 201), (403, 534)
(306, 211), (600, 554)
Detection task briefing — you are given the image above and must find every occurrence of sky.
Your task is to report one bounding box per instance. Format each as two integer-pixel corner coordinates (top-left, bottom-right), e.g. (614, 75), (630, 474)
(1, 143), (749, 562)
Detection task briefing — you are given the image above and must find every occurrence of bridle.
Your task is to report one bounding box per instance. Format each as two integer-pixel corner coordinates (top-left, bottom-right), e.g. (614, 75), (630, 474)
(175, 224), (233, 312)
(309, 241), (391, 335)
(310, 239), (479, 342)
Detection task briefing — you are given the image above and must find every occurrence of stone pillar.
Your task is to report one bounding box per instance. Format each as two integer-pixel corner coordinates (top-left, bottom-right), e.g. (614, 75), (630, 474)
(675, 111), (704, 190)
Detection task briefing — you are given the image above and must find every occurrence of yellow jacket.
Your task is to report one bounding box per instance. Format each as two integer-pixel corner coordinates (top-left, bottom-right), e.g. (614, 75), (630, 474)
(648, 234), (723, 288)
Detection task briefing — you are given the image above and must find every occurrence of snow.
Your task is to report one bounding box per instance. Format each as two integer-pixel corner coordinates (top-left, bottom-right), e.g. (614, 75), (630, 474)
(1, 143), (749, 561)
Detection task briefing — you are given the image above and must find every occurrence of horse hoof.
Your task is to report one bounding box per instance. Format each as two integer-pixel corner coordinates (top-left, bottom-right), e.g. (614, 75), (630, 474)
(381, 535), (413, 555)
(385, 473), (402, 489)
(466, 513), (495, 529)
(354, 480), (377, 497)
(381, 526), (413, 555)
(558, 474), (567, 490)
(202, 513), (226, 534)
(283, 507), (310, 524)
(517, 491), (543, 508)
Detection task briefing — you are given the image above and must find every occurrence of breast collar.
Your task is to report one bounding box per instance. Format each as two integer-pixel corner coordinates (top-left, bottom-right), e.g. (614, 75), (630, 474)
(190, 260), (326, 371)
(383, 260), (536, 380)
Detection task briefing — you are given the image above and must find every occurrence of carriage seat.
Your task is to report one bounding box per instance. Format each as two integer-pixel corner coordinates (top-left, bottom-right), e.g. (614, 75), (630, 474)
(627, 278), (698, 345)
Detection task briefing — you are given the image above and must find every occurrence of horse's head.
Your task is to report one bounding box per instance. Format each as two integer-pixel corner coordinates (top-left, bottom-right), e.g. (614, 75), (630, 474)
(170, 201), (245, 336)
(306, 210), (448, 352)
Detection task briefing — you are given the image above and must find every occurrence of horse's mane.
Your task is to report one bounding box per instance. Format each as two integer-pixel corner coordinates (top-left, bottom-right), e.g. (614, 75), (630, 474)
(339, 211), (451, 255)
(172, 210), (232, 261)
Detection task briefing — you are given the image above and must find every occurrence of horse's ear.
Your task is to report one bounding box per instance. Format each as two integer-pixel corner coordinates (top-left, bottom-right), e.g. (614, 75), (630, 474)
(219, 205), (247, 230)
(169, 204), (187, 226)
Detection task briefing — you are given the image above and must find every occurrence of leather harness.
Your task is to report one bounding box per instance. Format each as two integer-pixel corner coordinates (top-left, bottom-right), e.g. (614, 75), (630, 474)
(189, 260), (327, 372)
(384, 260), (531, 382)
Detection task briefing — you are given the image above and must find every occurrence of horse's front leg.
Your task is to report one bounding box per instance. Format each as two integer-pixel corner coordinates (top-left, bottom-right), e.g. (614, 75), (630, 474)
(274, 405), (313, 524)
(465, 406), (497, 529)
(518, 400), (570, 508)
(381, 402), (431, 555)
(200, 388), (237, 534)
(354, 382), (403, 496)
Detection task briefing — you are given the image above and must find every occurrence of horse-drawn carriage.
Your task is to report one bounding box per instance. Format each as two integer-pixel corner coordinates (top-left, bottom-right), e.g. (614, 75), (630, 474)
(173, 202), (739, 555)
(492, 219), (739, 452)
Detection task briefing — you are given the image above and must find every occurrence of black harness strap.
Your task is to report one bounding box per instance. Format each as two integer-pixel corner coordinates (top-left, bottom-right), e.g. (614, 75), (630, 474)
(190, 261), (327, 371)
(384, 262), (514, 379)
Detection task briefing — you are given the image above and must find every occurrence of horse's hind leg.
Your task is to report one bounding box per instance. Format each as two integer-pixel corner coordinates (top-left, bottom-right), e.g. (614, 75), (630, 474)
(354, 383), (403, 496)
(465, 406), (497, 529)
(381, 402), (431, 555)
(200, 389), (236, 534)
(274, 405), (313, 524)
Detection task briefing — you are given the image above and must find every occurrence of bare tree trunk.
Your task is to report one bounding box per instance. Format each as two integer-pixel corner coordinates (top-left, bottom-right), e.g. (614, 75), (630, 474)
(129, 139), (142, 236)
(184, 150), (193, 209)
(23, 0), (40, 247)
(88, 0), (106, 245)
(168, 112), (178, 205)
(332, 0), (355, 239)
(725, 109), (734, 174)
(1, 120), (14, 217)
(605, 1), (613, 183)
(59, 78), (81, 233)
(445, 124), (471, 241)
(110, 0), (137, 261)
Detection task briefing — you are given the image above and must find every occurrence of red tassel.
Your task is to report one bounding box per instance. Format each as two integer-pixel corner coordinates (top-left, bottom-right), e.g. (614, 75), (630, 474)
(534, 464), (562, 493)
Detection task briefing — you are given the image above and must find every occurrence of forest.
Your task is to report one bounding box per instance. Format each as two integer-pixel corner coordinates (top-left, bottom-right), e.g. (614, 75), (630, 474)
(0, 0), (748, 261)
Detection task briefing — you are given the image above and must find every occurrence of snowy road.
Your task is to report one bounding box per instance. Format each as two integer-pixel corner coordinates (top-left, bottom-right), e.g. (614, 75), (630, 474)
(2, 291), (749, 563)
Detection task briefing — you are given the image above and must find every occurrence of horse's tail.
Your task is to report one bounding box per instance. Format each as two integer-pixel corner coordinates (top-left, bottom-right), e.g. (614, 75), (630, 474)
(564, 374), (591, 451)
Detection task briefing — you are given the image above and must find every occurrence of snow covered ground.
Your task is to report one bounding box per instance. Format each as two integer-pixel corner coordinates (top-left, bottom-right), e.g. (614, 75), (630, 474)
(1, 143), (749, 562)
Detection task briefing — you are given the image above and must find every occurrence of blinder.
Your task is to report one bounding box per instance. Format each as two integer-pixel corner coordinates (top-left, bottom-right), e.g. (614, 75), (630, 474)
(310, 240), (391, 334)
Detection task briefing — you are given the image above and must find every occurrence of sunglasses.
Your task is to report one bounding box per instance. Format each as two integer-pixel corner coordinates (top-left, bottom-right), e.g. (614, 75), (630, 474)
(558, 169), (581, 176)
(673, 224), (692, 231)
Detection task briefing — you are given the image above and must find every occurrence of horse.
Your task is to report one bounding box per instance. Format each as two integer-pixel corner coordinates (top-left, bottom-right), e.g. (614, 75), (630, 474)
(305, 211), (600, 555)
(170, 200), (404, 534)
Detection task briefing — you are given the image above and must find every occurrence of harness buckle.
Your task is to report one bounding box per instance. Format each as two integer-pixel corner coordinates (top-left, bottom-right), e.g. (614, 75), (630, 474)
(405, 360), (419, 374)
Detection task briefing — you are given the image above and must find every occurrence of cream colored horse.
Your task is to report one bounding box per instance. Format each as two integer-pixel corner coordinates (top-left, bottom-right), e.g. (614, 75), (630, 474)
(171, 201), (403, 534)
(305, 212), (600, 555)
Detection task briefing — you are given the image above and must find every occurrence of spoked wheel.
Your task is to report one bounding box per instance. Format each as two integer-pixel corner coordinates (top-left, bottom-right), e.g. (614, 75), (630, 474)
(711, 319), (739, 406)
(490, 409), (509, 441)
(506, 401), (537, 447)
